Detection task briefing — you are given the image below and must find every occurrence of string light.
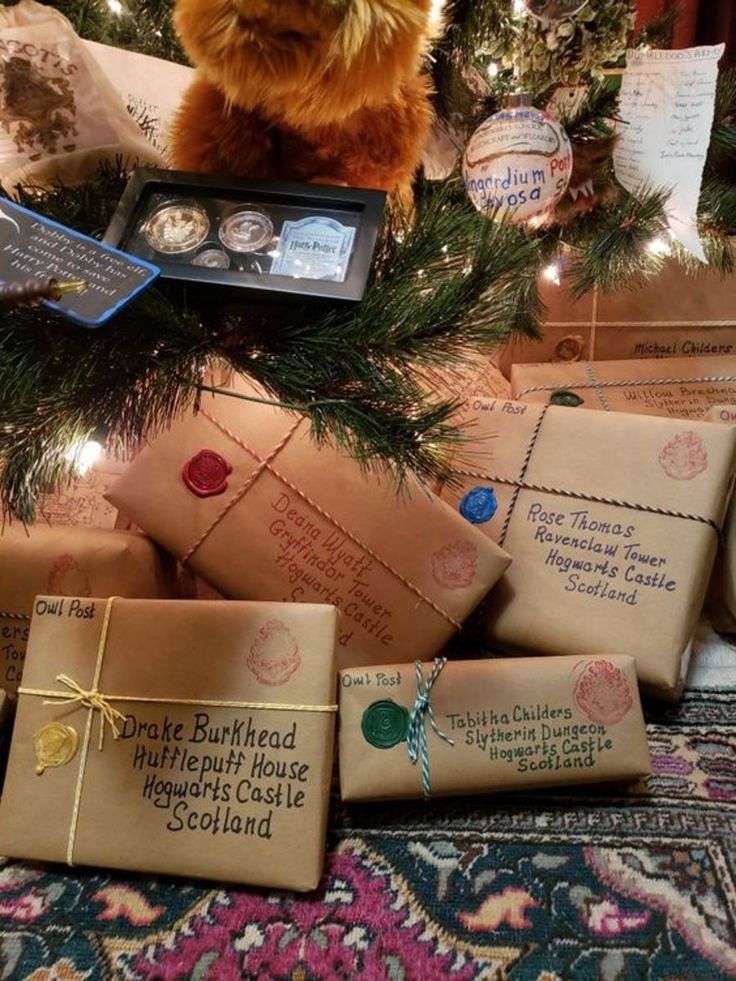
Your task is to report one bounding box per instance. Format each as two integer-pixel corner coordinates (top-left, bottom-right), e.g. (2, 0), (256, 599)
(487, 61), (500, 78)
(542, 262), (561, 286)
(512, 0), (527, 14)
(106, 0), (124, 14)
(647, 236), (672, 257)
(65, 439), (103, 476)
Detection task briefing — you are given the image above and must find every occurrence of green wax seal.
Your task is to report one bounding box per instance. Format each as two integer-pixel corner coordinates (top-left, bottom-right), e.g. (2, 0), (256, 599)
(361, 699), (410, 749)
(549, 389), (584, 407)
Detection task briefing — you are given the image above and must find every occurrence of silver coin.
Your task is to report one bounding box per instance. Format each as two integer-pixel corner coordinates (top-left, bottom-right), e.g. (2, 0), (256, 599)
(218, 209), (274, 253)
(142, 202), (210, 254)
(192, 247), (231, 269)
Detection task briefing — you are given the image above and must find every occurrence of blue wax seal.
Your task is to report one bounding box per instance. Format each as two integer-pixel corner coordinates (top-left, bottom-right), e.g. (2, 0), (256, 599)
(459, 486), (498, 524)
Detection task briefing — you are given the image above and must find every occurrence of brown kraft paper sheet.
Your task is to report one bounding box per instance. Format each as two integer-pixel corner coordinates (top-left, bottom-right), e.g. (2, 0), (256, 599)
(511, 355), (736, 418)
(339, 655), (650, 802)
(439, 398), (736, 699)
(0, 526), (174, 695)
(106, 379), (511, 669)
(0, 597), (338, 891)
(499, 259), (736, 372)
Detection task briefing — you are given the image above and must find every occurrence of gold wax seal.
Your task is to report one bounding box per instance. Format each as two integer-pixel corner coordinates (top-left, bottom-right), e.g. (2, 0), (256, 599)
(34, 722), (79, 775)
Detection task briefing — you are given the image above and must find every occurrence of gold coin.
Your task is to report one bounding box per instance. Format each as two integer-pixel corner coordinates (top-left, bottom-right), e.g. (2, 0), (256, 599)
(142, 201), (210, 255)
(34, 721), (79, 775)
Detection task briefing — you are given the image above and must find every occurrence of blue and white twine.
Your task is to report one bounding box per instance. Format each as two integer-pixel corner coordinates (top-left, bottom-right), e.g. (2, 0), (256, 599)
(406, 657), (454, 799)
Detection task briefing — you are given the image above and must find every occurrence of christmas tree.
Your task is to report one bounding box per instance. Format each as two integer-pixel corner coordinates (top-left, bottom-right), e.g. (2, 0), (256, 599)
(0, 0), (734, 521)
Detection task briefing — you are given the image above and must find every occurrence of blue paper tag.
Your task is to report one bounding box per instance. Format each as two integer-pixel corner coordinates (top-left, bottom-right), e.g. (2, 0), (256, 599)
(0, 199), (159, 327)
(270, 216), (356, 283)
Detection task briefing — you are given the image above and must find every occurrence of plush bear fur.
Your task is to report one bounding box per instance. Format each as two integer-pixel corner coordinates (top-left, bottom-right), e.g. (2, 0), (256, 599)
(170, 0), (440, 198)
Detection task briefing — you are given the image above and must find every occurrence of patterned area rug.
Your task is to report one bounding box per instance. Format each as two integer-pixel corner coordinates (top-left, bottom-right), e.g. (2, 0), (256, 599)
(0, 655), (733, 979)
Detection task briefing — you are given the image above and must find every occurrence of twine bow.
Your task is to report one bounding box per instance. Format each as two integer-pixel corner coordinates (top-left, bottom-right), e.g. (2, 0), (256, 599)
(406, 658), (453, 800)
(45, 674), (127, 750)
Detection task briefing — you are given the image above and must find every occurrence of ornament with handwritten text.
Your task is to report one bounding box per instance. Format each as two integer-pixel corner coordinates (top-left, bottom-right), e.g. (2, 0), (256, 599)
(463, 105), (572, 224)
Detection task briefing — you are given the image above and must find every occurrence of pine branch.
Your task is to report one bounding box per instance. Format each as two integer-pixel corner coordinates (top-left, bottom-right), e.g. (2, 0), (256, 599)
(563, 186), (670, 297)
(39, 0), (186, 63)
(430, 0), (515, 129)
(563, 79), (621, 142)
(708, 69), (736, 164)
(0, 177), (537, 520)
(633, 3), (679, 49)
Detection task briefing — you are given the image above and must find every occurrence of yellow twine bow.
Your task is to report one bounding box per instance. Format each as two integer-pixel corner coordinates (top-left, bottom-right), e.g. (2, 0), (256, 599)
(44, 674), (127, 750)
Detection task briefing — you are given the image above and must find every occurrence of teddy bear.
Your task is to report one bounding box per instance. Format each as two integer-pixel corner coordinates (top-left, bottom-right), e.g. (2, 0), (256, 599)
(169, 0), (442, 201)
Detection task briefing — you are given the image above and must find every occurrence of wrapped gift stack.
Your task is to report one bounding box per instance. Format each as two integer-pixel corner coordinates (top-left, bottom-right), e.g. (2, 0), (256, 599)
(6, 358), (736, 885)
(0, 0), (735, 905)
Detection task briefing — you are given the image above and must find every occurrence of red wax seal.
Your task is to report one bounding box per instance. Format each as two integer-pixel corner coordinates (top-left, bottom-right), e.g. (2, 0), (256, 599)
(574, 660), (633, 726)
(182, 449), (233, 497)
(430, 540), (478, 590)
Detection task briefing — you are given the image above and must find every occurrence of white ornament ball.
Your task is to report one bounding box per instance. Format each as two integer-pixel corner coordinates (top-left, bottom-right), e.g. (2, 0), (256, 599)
(463, 106), (573, 224)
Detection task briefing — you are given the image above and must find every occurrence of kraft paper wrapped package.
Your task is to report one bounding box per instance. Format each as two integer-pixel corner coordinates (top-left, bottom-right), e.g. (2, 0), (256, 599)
(106, 380), (511, 669)
(0, 689), (13, 769)
(423, 350), (511, 423)
(702, 405), (736, 633)
(511, 355), (736, 418)
(498, 257), (736, 374)
(0, 526), (174, 695)
(339, 655), (650, 801)
(0, 597), (338, 891)
(439, 397), (736, 699)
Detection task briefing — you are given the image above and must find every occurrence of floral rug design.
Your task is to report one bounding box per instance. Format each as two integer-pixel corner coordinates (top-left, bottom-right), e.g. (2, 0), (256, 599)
(0, 688), (733, 979)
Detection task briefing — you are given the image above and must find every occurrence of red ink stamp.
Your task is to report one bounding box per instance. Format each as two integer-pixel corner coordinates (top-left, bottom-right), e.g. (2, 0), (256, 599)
(46, 554), (92, 597)
(247, 619), (301, 687)
(182, 449), (233, 497)
(658, 431), (708, 481)
(574, 660), (633, 725)
(431, 540), (478, 590)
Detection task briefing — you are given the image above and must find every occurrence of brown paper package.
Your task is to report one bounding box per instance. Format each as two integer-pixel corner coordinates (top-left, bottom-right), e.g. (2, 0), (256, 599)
(422, 350), (511, 424)
(106, 379), (511, 669)
(511, 355), (736, 418)
(339, 655), (650, 802)
(0, 526), (175, 695)
(439, 397), (736, 699)
(0, 597), (338, 891)
(509, 363), (736, 642)
(499, 258), (736, 374)
(702, 405), (736, 633)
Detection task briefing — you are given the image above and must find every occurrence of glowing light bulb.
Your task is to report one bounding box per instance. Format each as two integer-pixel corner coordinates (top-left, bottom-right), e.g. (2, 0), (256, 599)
(107, 0), (124, 14)
(542, 262), (561, 286)
(65, 439), (103, 476)
(513, 0), (527, 15)
(429, 0), (445, 30)
(487, 61), (500, 79)
(647, 236), (671, 257)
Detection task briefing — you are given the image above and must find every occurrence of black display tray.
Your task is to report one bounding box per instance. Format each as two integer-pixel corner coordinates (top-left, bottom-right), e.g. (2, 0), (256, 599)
(103, 169), (386, 304)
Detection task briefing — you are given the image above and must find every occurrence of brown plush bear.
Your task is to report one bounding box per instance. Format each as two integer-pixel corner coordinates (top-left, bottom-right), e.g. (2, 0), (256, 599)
(170, 0), (441, 200)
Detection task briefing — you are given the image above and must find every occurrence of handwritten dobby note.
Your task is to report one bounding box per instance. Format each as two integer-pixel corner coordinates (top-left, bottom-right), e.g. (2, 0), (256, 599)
(613, 45), (724, 262)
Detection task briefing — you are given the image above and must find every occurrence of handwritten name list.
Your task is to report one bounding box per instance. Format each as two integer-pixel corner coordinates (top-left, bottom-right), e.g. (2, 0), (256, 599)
(613, 44), (725, 262)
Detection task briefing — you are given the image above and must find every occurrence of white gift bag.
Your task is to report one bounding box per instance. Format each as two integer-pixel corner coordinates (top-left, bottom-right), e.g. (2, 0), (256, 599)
(0, 0), (163, 191)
